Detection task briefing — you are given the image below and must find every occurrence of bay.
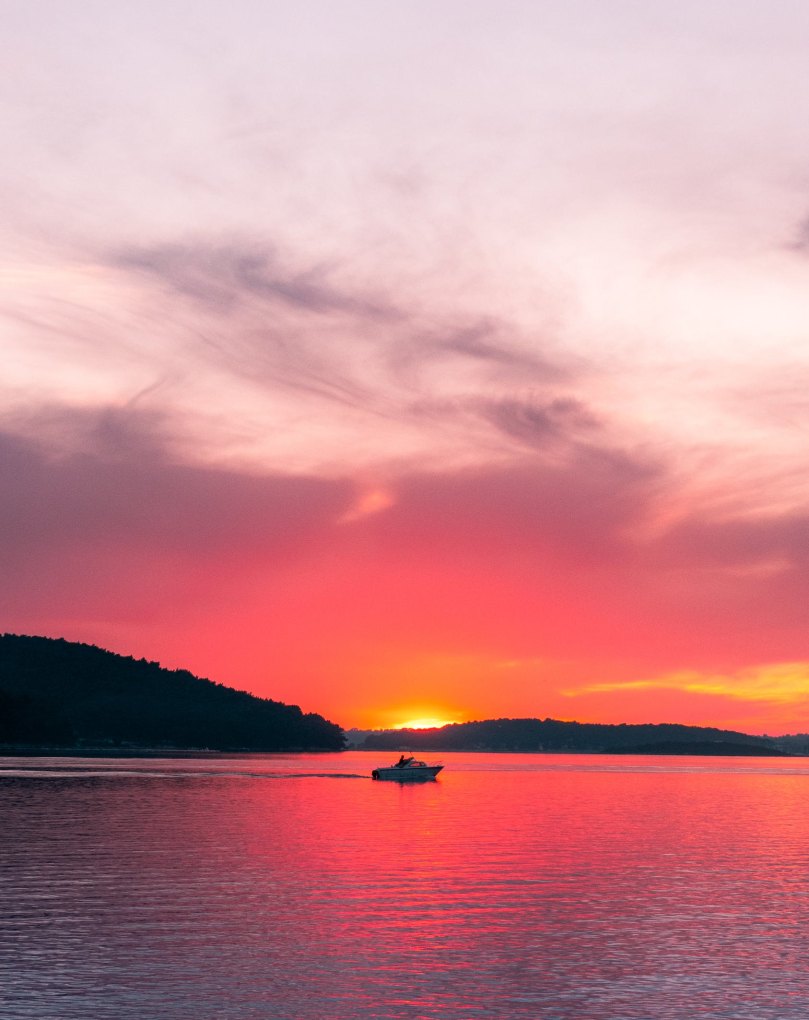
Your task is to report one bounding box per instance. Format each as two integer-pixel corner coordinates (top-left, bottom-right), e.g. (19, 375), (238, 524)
(2, 751), (808, 1019)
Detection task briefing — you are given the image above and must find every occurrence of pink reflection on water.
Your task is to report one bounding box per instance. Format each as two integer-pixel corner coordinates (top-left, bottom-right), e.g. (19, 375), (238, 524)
(2, 752), (809, 1018)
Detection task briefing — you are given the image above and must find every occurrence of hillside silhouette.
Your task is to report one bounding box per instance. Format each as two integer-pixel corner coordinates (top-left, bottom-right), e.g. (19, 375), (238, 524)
(0, 635), (344, 751)
(361, 718), (776, 754)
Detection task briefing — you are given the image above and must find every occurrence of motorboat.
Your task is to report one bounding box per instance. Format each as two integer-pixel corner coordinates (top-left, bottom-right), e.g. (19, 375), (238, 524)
(371, 754), (443, 781)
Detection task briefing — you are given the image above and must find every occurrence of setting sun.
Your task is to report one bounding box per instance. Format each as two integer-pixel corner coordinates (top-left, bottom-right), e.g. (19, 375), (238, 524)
(394, 717), (456, 730)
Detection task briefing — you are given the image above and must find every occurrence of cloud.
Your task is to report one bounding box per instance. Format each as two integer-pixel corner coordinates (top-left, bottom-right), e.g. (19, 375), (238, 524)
(84, 236), (585, 466)
(364, 442), (662, 562)
(560, 663), (809, 732)
(100, 240), (399, 412)
(0, 408), (352, 575)
(0, 404), (662, 655)
(104, 238), (569, 392)
(787, 213), (809, 253)
(564, 664), (809, 705)
(655, 512), (809, 572)
(110, 241), (399, 321)
(423, 318), (565, 378)
(2, 398), (809, 731)
(478, 395), (600, 449)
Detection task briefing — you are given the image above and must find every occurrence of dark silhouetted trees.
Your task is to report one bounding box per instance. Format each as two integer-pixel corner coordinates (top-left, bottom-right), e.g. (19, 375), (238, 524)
(361, 717), (776, 754)
(0, 634), (344, 751)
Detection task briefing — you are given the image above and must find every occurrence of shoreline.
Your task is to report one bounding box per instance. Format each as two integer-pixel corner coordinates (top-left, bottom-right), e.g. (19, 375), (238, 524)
(1, 745), (804, 758)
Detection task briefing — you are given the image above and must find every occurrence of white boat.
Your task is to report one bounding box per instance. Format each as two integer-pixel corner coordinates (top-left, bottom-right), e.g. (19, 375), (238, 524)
(371, 754), (443, 781)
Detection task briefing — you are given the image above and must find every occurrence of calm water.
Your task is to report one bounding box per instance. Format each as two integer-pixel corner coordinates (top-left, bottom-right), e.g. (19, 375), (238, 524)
(2, 751), (809, 1020)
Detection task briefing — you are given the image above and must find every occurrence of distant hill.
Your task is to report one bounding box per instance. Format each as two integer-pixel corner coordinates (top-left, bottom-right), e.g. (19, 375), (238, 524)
(360, 718), (777, 754)
(0, 635), (344, 751)
(344, 728), (375, 748)
(770, 733), (809, 755)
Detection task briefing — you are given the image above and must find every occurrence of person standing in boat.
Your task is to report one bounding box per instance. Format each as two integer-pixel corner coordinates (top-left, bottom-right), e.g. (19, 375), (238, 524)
(396, 754), (411, 768)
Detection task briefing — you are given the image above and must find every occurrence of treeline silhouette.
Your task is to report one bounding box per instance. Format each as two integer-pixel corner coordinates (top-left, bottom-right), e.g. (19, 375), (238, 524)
(361, 718), (775, 754)
(771, 733), (809, 754)
(0, 635), (344, 751)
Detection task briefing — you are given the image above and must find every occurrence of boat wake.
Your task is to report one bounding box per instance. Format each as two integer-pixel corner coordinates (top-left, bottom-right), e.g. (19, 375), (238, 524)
(0, 766), (369, 781)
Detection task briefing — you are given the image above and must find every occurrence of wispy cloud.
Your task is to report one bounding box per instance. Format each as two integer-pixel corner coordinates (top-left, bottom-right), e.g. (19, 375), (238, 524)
(89, 235), (586, 466)
(0, 406), (354, 571)
(786, 213), (809, 254)
(110, 241), (400, 321)
(478, 395), (600, 449)
(565, 663), (809, 706)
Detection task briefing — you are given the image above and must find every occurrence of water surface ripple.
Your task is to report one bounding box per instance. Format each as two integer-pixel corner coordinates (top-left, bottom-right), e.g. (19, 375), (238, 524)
(2, 751), (808, 1019)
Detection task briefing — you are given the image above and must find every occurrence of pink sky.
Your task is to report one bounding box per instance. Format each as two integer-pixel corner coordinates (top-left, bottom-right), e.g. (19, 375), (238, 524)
(3, 1), (809, 732)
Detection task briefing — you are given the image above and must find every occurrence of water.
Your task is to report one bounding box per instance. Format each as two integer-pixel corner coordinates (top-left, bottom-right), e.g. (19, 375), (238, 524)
(2, 751), (808, 1019)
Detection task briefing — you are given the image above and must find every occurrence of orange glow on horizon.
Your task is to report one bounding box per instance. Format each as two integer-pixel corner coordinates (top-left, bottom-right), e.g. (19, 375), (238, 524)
(395, 717), (458, 730)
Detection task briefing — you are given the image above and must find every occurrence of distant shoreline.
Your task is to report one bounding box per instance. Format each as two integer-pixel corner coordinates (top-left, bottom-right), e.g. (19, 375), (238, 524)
(0, 746), (344, 758)
(2, 744), (804, 758)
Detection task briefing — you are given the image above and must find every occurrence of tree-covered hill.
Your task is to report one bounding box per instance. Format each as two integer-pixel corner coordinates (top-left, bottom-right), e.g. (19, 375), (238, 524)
(0, 634), (344, 751)
(361, 717), (775, 754)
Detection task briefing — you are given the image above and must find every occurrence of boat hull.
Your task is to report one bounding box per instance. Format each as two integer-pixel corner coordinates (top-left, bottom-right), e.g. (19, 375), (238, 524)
(371, 765), (443, 782)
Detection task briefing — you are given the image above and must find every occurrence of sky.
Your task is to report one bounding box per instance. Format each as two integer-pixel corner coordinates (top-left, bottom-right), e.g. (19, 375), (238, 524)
(3, 0), (809, 733)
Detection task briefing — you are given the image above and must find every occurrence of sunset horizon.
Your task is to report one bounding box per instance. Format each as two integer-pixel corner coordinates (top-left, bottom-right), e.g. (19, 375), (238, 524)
(4, 629), (805, 739)
(4, 1), (809, 739)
